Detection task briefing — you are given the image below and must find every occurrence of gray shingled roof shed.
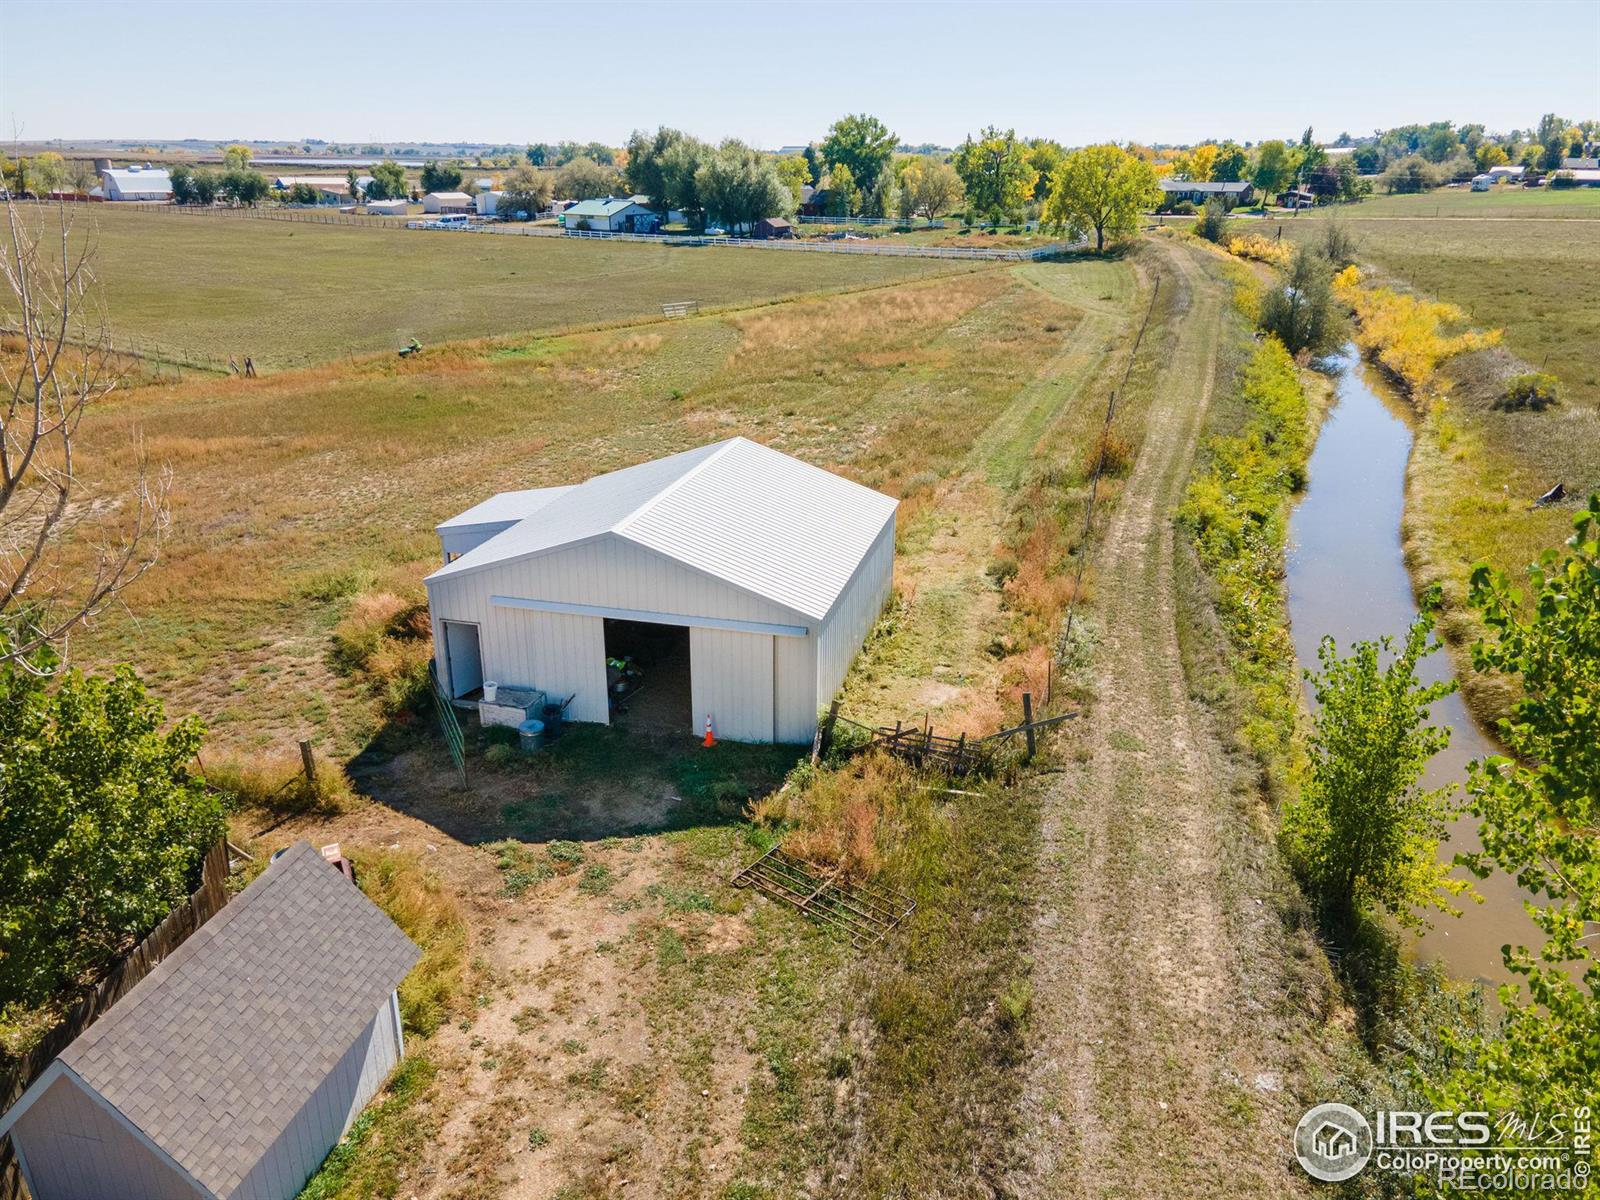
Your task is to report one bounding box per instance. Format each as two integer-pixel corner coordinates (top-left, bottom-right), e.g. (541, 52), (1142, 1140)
(0, 841), (420, 1200)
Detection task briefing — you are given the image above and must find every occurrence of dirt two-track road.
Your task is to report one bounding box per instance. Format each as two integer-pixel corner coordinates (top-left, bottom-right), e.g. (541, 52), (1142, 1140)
(1017, 239), (1322, 1200)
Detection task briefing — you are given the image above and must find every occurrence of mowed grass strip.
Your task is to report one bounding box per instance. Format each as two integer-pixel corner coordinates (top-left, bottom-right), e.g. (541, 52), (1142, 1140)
(9, 205), (974, 369)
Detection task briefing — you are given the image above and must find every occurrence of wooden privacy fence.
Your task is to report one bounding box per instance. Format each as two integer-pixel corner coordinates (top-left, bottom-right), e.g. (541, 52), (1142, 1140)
(0, 838), (231, 1200)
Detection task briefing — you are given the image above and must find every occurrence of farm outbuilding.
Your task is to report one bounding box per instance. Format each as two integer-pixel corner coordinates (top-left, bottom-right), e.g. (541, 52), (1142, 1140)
(561, 194), (656, 232)
(426, 438), (898, 745)
(755, 217), (794, 239)
(98, 165), (173, 201)
(0, 842), (420, 1200)
(366, 198), (408, 216)
(422, 190), (474, 213)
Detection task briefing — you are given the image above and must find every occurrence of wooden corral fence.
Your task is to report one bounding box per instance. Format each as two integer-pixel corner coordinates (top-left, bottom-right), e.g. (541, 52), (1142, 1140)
(660, 299), (700, 317)
(0, 839), (231, 1200)
(731, 846), (915, 947)
(814, 694), (1077, 777)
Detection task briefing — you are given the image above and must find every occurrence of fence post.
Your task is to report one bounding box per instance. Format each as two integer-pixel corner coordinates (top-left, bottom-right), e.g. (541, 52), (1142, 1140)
(299, 739), (317, 786)
(1022, 692), (1036, 761)
(815, 700), (840, 764)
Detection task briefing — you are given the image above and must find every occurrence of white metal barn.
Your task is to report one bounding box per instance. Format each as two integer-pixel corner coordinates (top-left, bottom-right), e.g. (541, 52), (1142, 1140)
(98, 165), (173, 201)
(422, 190), (474, 213)
(0, 842), (420, 1200)
(426, 438), (898, 744)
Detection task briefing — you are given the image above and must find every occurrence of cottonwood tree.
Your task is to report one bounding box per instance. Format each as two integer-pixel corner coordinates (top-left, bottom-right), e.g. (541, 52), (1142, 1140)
(695, 140), (791, 233)
(1, 200), (167, 670)
(365, 159), (407, 201)
(953, 127), (1037, 224)
(419, 160), (463, 193)
(1041, 143), (1158, 251)
(497, 163), (553, 220)
(553, 156), (619, 201)
(822, 113), (896, 196)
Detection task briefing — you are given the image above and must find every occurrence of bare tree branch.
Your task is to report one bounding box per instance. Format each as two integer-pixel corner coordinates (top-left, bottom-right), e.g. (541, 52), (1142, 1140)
(0, 197), (167, 670)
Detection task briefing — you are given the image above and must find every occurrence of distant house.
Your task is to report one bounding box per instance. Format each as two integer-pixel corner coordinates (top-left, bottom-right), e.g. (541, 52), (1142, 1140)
(562, 194), (656, 232)
(1276, 187), (1316, 209)
(476, 190), (503, 216)
(1487, 164), (1526, 183)
(423, 190), (475, 213)
(1158, 178), (1255, 208)
(754, 217), (794, 239)
(0, 842), (420, 1200)
(1561, 157), (1599, 170)
(1554, 167), (1600, 187)
(272, 175), (356, 204)
(799, 187), (830, 217)
(99, 165), (173, 202)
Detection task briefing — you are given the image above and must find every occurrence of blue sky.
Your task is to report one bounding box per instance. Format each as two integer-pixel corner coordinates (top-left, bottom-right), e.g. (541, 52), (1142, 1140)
(4, 0), (1596, 148)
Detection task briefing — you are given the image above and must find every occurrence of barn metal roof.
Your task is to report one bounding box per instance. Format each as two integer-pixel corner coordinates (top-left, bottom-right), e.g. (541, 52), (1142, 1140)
(564, 194), (650, 217)
(427, 438), (898, 622)
(33, 842), (419, 1199)
(436, 485), (573, 532)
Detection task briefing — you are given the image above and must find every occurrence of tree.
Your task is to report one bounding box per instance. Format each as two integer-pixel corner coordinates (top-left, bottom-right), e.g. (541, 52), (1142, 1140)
(219, 167), (269, 206)
(1475, 143), (1509, 171)
(801, 143), (822, 185)
(914, 160), (963, 219)
(1258, 245), (1344, 357)
(1282, 605), (1463, 931)
(419, 161), (463, 193)
(366, 159), (407, 201)
(952, 127), (1038, 224)
(775, 155), (811, 209)
(285, 182), (322, 205)
(346, 168), (362, 201)
(169, 163), (196, 205)
(822, 113), (897, 195)
(863, 164), (898, 219)
(66, 160), (98, 196)
(222, 142), (252, 170)
(1041, 143), (1158, 252)
(1025, 139), (1065, 200)
(525, 143), (548, 167)
(695, 139), (790, 234)
(1251, 139), (1293, 202)
(947, 128), (1036, 227)
(1211, 141), (1249, 182)
(0, 201), (166, 668)
(1423, 497), (1600, 1157)
(824, 162), (859, 218)
(498, 163), (553, 220)
(1172, 142), (1218, 182)
(1379, 154), (1442, 194)
(624, 128), (709, 215)
(553, 156), (619, 201)
(1193, 196), (1229, 243)
(895, 159), (922, 222)
(189, 167), (219, 206)
(29, 152), (66, 194)
(0, 653), (221, 1012)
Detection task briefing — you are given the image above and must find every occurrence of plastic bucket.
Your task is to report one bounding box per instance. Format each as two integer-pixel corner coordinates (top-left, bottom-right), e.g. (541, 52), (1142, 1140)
(517, 718), (545, 754)
(482, 681), (499, 704)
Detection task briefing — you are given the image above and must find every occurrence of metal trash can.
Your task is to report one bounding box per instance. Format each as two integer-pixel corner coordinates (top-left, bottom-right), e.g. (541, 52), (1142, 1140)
(541, 702), (564, 739)
(517, 718), (545, 754)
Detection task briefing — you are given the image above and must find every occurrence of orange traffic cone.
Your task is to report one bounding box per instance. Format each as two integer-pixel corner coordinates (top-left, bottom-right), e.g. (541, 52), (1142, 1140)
(703, 714), (715, 748)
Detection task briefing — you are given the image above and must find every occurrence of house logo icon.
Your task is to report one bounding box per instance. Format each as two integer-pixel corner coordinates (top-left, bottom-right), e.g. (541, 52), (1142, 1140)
(1294, 1102), (1372, 1181)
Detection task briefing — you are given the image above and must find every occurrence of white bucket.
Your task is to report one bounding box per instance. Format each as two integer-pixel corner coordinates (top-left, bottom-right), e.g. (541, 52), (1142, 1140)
(482, 681), (499, 704)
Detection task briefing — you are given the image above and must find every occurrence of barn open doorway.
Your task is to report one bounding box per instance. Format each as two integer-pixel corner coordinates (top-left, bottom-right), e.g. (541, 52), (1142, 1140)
(603, 618), (691, 736)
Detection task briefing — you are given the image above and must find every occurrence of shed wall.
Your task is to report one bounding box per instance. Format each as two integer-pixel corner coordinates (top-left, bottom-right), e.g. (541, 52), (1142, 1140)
(690, 628), (775, 742)
(11, 1073), (203, 1200)
(815, 515), (895, 705)
(428, 537), (810, 727)
(774, 632), (819, 743)
(227, 996), (402, 1200)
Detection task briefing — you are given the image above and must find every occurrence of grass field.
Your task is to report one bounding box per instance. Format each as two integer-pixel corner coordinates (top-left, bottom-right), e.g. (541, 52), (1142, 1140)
(1326, 185), (1600, 219)
(13, 205), (971, 370)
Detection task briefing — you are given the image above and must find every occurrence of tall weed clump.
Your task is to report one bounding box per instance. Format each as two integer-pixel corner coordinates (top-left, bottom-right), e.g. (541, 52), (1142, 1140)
(1177, 337), (1313, 781)
(331, 589), (433, 714)
(354, 849), (469, 1037)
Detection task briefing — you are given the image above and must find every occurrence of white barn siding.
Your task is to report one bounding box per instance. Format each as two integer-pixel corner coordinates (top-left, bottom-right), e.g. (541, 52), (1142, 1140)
(775, 632), (819, 742)
(690, 627), (775, 741)
(228, 997), (402, 1200)
(492, 607), (608, 724)
(816, 515), (896, 704)
(11, 1072), (203, 1200)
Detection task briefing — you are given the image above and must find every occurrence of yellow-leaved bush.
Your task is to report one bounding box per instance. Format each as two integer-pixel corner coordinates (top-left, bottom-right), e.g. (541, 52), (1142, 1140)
(1226, 233), (1292, 268)
(1333, 266), (1502, 394)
